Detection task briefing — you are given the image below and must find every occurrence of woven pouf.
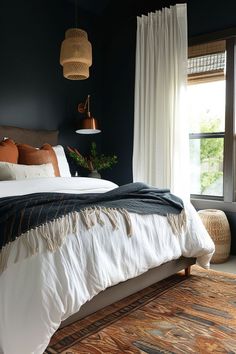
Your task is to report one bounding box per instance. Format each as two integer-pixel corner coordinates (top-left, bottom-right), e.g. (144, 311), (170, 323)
(198, 209), (231, 263)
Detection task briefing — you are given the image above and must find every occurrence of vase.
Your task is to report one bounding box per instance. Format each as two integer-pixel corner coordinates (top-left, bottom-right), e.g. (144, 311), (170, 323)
(88, 170), (101, 179)
(198, 209), (231, 263)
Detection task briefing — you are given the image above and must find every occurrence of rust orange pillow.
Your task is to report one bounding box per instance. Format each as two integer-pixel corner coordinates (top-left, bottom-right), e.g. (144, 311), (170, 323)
(0, 139), (18, 163)
(18, 143), (60, 177)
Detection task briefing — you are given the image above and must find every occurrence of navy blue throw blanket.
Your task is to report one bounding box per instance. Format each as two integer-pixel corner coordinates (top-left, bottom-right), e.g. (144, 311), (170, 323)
(0, 182), (184, 251)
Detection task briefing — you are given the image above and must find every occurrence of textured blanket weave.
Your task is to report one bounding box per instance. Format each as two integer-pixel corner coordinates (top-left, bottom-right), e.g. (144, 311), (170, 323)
(0, 182), (186, 272)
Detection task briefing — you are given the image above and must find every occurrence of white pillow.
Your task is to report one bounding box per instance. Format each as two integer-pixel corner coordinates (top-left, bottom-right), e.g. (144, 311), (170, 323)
(0, 162), (55, 180)
(52, 145), (71, 177)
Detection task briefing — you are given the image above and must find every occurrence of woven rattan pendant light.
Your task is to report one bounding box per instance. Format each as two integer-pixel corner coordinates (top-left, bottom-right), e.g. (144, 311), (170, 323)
(60, 1), (92, 80)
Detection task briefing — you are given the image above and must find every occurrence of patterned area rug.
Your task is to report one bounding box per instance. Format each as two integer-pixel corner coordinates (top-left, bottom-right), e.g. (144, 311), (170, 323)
(45, 266), (236, 353)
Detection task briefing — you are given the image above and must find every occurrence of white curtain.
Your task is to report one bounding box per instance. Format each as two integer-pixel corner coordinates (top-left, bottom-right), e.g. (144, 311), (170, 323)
(133, 4), (189, 198)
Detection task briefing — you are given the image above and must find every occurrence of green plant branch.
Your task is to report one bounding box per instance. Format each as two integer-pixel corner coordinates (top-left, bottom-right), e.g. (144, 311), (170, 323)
(67, 142), (118, 172)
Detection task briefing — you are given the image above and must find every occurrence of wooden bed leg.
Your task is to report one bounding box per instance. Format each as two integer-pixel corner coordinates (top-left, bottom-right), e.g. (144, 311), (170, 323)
(185, 266), (191, 277)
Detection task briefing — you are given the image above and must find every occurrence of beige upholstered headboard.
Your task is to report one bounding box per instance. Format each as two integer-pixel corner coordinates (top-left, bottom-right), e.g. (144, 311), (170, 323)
(0, 125), (59, 147)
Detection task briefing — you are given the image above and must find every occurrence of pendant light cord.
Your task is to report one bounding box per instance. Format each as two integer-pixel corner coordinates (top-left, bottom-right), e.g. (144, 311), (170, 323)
(87, 95), (90, 115)
(74, 0), (78, 28)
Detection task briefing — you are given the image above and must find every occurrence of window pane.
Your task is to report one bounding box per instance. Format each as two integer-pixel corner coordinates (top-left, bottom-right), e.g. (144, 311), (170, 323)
(187, 80), (226, 134)
(190, 137), (224, 196)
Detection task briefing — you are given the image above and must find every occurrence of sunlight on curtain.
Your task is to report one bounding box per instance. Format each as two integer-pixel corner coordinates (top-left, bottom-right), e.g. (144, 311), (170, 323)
(133, 4), (189, 199)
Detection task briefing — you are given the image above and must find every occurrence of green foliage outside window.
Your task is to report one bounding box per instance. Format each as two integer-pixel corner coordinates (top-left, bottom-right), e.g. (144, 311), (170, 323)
(200, 119), (223, 193)
(190, 118), (224, 194)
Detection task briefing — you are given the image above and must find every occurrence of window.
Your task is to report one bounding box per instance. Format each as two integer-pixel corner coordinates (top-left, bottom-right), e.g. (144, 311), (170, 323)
(187, 34), (235, 202)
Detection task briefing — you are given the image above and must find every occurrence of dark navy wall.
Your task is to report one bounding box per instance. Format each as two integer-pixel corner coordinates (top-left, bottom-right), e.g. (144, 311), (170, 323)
(0, 0), (102, 158)
(0, 0), (65, 130)
(1, 0), (236, 252)
(1, 0), (236, 175)
(188, 0), (236, 37)
(99, 13), (136, 185)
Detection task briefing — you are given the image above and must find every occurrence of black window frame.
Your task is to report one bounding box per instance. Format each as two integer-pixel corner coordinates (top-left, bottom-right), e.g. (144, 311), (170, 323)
(188, 29), (236, 203)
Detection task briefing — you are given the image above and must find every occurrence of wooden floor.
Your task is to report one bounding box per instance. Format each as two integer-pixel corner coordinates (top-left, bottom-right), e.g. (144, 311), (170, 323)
(210, 255), (236, 274)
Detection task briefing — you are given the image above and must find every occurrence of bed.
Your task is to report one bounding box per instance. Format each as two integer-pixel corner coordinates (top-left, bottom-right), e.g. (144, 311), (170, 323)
(0, 126), (215, 354)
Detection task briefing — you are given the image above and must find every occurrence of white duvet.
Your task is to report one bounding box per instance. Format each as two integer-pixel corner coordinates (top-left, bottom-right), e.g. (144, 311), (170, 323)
(0, 177), (215, 354)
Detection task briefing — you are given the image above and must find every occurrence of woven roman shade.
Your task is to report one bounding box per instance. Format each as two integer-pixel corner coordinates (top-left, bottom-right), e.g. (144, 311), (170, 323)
(188, 40), (226, 58)
(60, 28), (92, 80)
(188, 40), (226, 83)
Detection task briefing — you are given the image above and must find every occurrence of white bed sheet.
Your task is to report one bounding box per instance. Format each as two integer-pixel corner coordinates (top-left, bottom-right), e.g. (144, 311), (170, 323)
(0, 176), (119, 197)
(0, 178), (215, 354)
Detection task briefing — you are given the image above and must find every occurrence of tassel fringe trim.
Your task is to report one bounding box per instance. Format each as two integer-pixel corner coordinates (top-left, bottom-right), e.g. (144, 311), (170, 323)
(167, 209), (187, 237)
(0, 207), (132, 274)
(0, 207), (186, 274)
